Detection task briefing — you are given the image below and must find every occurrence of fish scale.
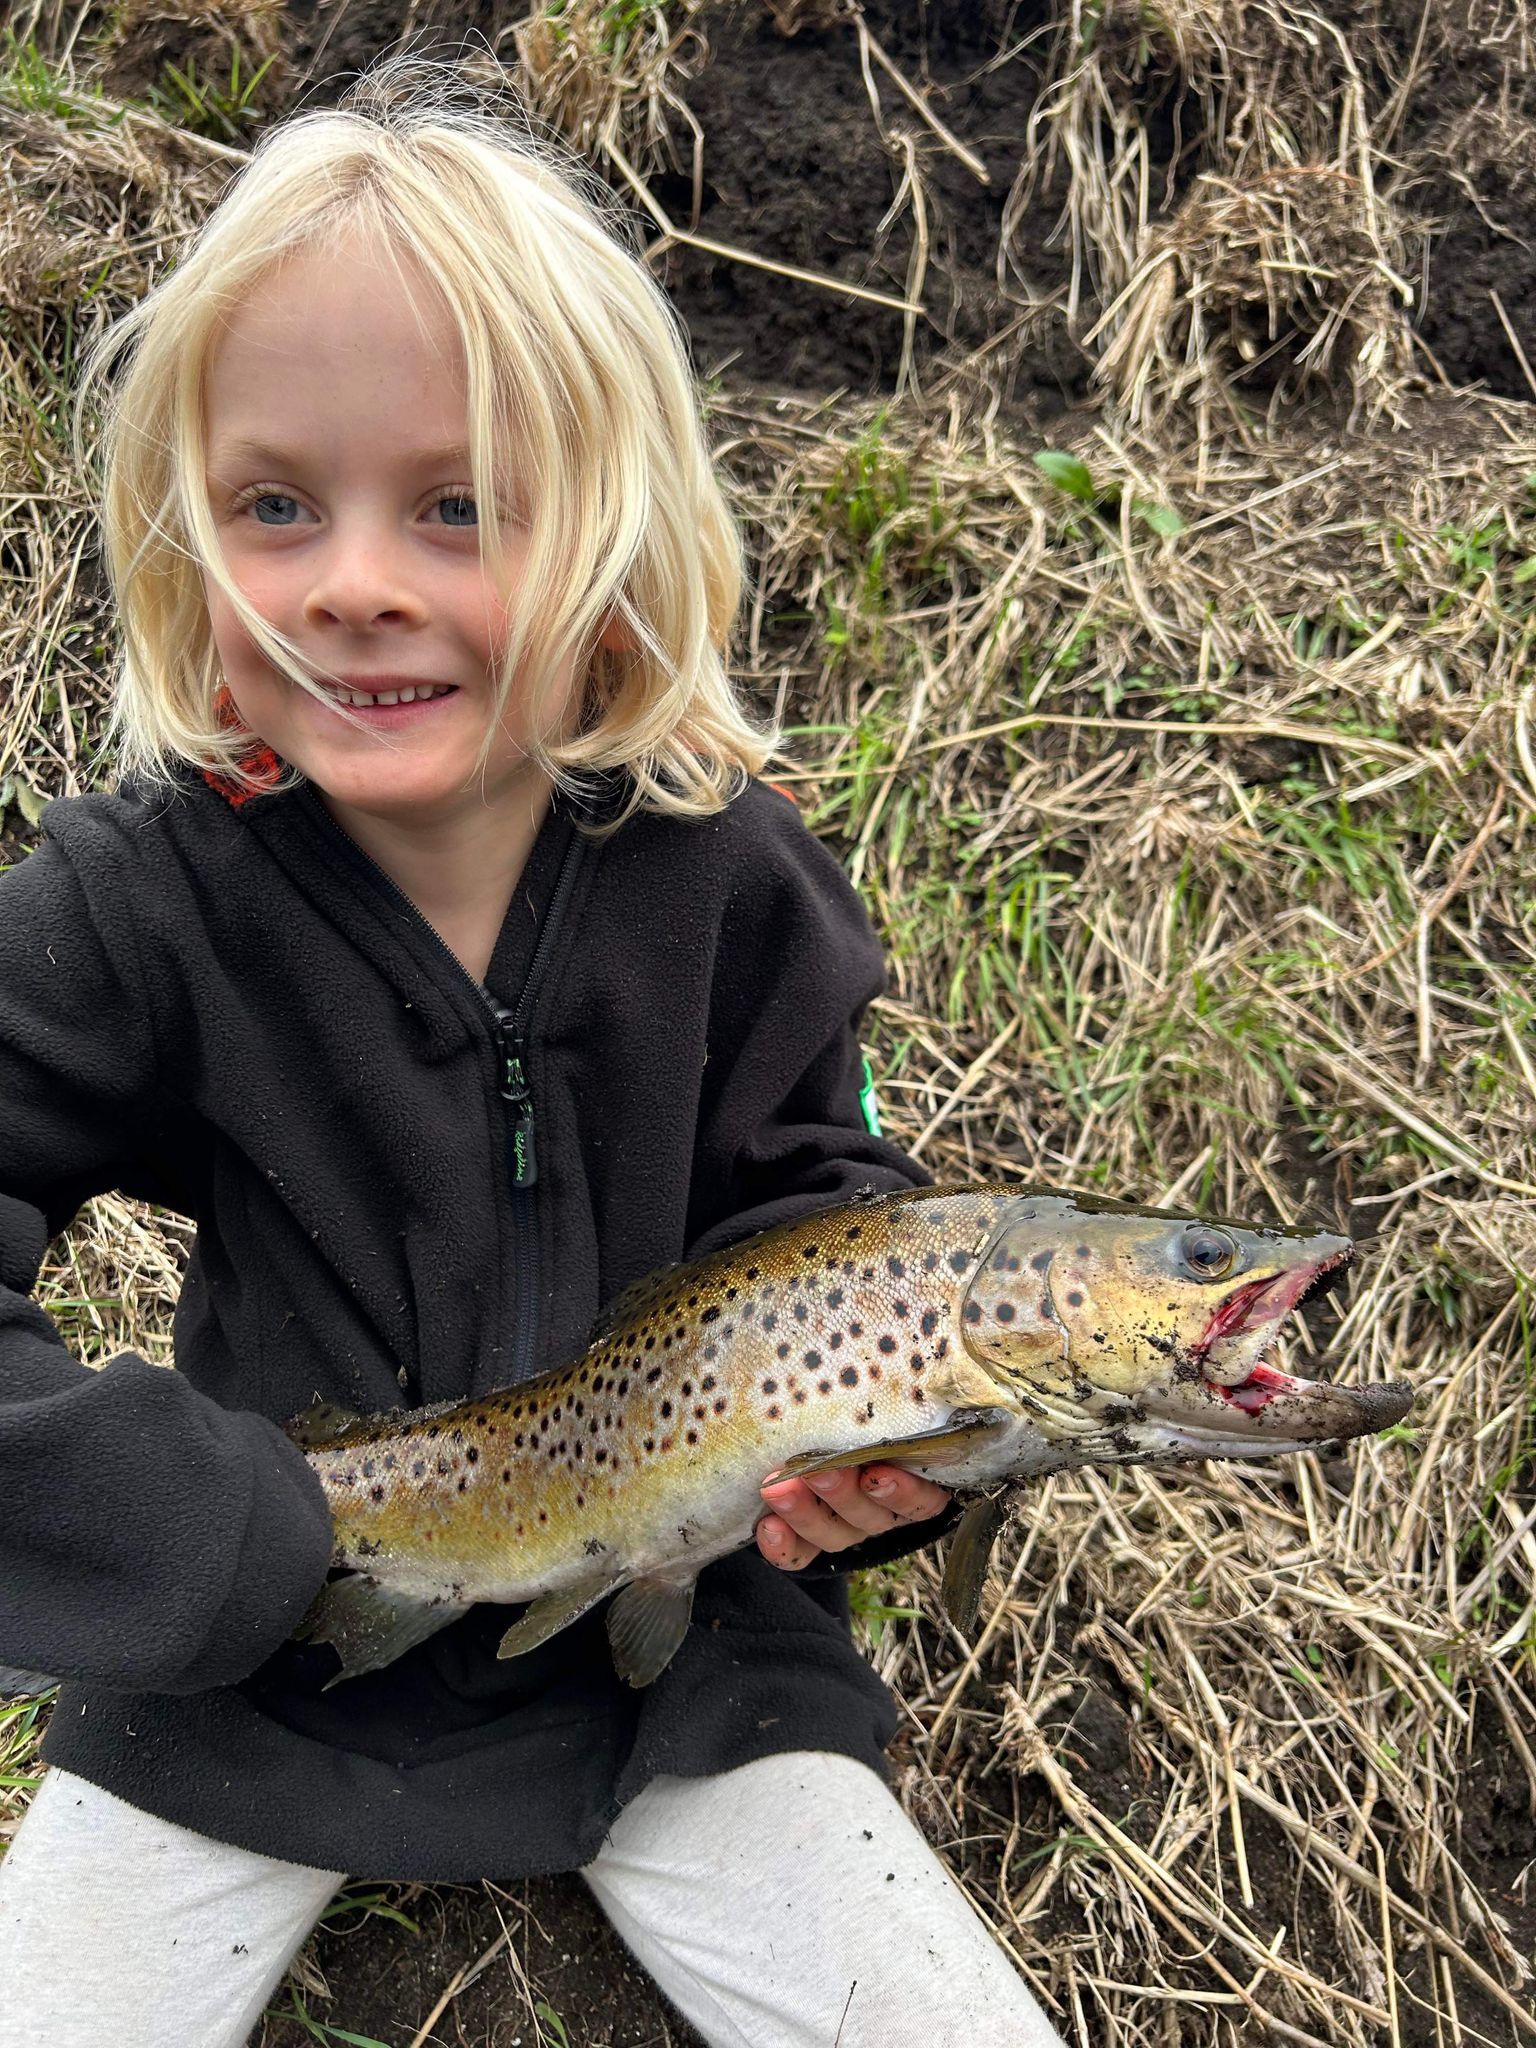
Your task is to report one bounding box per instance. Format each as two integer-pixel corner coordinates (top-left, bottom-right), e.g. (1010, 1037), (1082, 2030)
(287, 1184), (1414, 1691)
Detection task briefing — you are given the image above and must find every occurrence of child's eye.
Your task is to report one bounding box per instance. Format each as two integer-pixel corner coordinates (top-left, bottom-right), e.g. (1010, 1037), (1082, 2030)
(229, 488), (482, 529)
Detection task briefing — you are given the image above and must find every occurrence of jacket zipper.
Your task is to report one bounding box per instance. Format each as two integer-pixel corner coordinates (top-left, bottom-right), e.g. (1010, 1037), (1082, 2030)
(302, 786), (588, 1385)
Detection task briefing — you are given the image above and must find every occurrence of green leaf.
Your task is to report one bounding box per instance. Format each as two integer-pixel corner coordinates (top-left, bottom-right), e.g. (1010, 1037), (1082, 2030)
(16, 781), (45, 830)
(1133, 498), (1186, 538)
(1033, 450), (1096, 503)
(1511, 554), (1536, 584)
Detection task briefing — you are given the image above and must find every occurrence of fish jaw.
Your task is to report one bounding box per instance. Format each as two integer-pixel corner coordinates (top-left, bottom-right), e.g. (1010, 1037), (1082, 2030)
(1191, 1232), (1352, 1386)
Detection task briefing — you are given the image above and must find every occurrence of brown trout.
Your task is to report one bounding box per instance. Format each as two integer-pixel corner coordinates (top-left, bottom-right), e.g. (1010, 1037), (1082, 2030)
(282, 1185), (1414, 1691)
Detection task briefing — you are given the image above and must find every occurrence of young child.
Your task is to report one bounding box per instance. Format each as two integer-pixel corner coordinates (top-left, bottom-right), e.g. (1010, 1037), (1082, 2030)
(0, 57), (1065, 2048)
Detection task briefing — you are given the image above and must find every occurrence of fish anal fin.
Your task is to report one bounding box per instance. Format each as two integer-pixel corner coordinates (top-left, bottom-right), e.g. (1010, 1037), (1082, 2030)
(941, 1491), (1012, 1634)
(294, 1576), (462, 1690)
(606, 1577), (696, 1688)
(770, 1412), (1012, 1488)
(496, 1573), (620, 1663)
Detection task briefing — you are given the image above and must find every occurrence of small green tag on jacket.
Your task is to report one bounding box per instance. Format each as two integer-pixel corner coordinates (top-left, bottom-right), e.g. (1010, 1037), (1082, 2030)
(859, 1054), (883, 1136)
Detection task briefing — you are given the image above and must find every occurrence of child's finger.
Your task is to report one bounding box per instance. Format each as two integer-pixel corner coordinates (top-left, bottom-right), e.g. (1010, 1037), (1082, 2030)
(756, 1512), (820, 1571)
(858, 1467), (951, 1521)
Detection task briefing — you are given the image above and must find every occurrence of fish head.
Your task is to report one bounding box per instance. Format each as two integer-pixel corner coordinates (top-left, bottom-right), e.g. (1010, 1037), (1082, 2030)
(958, 1193), (1413, 1464)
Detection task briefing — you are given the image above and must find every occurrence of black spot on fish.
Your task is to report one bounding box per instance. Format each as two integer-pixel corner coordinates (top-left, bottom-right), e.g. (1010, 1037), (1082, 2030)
(827, 1287), (845, 1309)
(949, 1250), (972, 1273)
(457, 1477), (468, 1492)
(1077, 1245), (1091, 1260)
(503, 1468), (512, 1483)
(846, 1225), (862, 1240)
(920, 1309), (939, 1336)
(746, 1267), (760, 1282)
(878, 1335), (897, 1354)
(646, 1366), (662, 1385)
(687, 1427), (700, 1444)
(963, 1302), (982, 1323)
(869, 1363), (881, 1381)
(894, 1301), (908, 1317)
(804, 1350), (821, 1370)
(762, 1378), (778, 1396)
(762, 1313), (778, 1333)
(681, 1381), (693, 1398)
(701, 1374), (717, 1392)
(849, 1320), (863, 1338)
(660, 1400), (673, 1419)
(1066, 1290), (1084, 1308)
(818, 1379), (832, 1395)
(713, 1396), (728, 1414)
(776, 1341), (791, 1360)
(910, 1354), (923, 1372)
(413, 1461), (426, 1478)
(793, 1302), (808, 1323)
(644, 1437), (655, 1452)
(829, 1332), (844, 1350)
(840, 1366), (859, 1386)
(997, 1303), (1016, 1322)
(370, 1485), (384, 1502)
(922, 1251), (939, 1271)
(766, 1405), (781, 1421)
(887, 1257), (906, 1278)
(792, 1389), (806, 1405)
(466, 1446), (479, 1463)
(802, 1245), (819, 1260)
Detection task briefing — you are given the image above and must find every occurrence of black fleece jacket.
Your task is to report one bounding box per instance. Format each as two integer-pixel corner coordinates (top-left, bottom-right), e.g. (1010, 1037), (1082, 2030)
(0, 764), (956, 1879)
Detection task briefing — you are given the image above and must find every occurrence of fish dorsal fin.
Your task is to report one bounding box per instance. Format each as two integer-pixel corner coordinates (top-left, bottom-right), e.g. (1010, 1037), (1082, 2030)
(588, 1262), (685, 1345)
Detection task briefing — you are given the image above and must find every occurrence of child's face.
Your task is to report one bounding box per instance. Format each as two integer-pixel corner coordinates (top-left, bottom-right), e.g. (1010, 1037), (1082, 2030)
(201, 235), (577, 828)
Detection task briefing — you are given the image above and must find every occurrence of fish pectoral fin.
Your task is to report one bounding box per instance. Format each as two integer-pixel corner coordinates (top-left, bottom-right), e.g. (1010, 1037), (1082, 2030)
(768, 1411), (1013, 1488)
(606, 1577), (696, 1689)
(940, 1490), (1013, 1634)
(295, 1576), (462, 1691)
(496, 1574), (621, 1663)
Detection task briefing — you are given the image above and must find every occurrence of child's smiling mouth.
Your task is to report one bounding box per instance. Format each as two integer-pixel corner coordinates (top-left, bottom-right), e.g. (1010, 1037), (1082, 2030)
(319, 680), (462, 721)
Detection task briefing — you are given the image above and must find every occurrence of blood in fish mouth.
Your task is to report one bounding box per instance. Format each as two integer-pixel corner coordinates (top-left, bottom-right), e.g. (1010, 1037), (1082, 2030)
(1205, 1361), (1304, 1413)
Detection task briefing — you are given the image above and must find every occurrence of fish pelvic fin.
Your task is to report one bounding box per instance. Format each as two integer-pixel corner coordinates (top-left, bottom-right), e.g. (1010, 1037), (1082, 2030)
(496, 1572), (622, 1663)
(940, 1490), (1013, 1634)
(295, 1576), (462, 1690)
(606, 1577), (696, 1688)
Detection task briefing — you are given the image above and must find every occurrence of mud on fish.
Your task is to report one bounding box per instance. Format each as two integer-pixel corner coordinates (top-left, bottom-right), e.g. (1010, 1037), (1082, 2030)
(266, 1185), (1415, 1693)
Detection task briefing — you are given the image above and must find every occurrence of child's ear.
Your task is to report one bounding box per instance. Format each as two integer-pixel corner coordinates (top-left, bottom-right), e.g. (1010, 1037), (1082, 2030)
(595, 607), (637, 655)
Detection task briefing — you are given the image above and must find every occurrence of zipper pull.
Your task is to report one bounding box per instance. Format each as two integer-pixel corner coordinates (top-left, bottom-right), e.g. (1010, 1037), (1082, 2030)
(491, 1008), (538, 1190)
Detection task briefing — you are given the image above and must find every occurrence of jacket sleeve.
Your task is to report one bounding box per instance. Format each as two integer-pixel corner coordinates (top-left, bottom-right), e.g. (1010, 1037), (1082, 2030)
(0, 827), (335, 1695)
(683, 788), (958, 1577)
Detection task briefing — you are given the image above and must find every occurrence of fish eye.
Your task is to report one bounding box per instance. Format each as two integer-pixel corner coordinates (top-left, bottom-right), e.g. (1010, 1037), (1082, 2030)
(1180, 1226), (1238, 1280)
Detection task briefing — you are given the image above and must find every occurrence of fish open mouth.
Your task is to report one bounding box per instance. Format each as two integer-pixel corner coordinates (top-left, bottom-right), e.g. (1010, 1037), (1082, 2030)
(1190, 1240), (1354, 1410)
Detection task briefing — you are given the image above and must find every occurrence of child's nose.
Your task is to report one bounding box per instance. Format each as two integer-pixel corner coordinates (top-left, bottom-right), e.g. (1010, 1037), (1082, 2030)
(303, 531), (430, 629)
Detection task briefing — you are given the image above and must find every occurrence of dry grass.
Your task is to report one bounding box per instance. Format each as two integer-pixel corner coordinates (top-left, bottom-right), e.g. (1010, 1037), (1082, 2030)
(3, 5), (1535, 2044)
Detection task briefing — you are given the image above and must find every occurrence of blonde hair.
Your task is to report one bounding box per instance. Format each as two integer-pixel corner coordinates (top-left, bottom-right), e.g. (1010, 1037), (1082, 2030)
(72, 51), (775, 827)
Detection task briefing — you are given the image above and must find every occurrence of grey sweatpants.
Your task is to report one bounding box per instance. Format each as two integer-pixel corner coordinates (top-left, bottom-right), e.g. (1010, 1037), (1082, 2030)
(0, 1753), (1066, 2048)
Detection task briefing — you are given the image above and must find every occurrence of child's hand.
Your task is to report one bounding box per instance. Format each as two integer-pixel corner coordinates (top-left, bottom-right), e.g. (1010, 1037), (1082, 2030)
(756, 1466), (952, 1570)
